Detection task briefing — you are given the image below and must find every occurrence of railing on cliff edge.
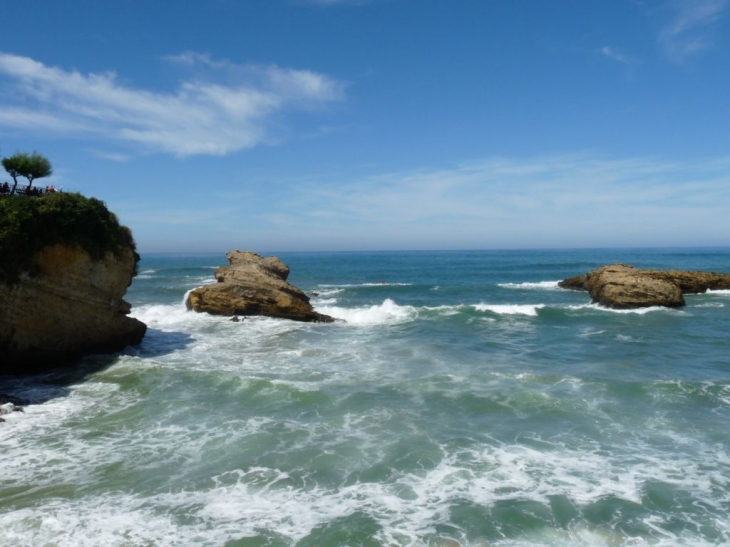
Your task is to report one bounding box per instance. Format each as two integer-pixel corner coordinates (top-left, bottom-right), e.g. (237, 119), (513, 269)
(0, 182), (62, 197)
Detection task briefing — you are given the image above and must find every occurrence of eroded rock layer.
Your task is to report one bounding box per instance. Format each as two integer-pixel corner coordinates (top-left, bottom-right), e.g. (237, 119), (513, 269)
(559, 263), (730, 309)
(186, 251), (334, 323)
(0, 244), (146, 373)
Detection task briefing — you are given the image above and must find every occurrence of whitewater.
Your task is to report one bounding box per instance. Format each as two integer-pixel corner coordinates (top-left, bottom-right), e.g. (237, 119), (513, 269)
(1, 248), (729, 546)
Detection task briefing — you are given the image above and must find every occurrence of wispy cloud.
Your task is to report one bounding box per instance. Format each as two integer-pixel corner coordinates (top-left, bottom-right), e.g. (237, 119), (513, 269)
(600, 46), (629, 63)
(0, 52), (345, 156)
(659, 0), (727, 62)
(236, 154), (730, 250)
(120, 151), (730, 251)
(89, 150), (131, 162)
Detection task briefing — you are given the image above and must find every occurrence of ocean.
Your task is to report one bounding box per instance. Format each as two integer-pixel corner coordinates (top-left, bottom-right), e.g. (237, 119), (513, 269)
(2, 248), (730, 547)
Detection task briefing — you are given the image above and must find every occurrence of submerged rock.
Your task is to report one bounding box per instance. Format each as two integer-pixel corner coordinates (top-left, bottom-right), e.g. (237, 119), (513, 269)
(186, 251), (334, 323)
(0, 392), (26, 418)
(0, 393), (27, 407)
(0, 244), (147, 373)
(1, 402), (23, 415)
(559, 263), (730, 309)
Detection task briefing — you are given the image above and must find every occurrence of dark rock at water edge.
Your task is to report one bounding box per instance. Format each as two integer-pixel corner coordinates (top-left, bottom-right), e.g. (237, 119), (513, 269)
(0, 393), (27, 407)
(186, 251), (335, 323)
(559, 263), (730, 309)
(0, 393), (26, 419)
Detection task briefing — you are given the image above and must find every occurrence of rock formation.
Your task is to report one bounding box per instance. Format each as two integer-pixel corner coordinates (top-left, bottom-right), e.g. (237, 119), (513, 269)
(559, 263), (730, 309)
(186, 251), (334, 323)
(0, 244), (147, 373)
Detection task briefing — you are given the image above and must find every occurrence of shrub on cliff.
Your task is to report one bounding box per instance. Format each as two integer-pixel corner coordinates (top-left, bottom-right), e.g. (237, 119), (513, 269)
(0, 192), (138, 283)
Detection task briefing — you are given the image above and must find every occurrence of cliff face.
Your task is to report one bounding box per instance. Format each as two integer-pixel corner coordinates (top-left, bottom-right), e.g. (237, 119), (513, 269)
(0, 243), (146, 373)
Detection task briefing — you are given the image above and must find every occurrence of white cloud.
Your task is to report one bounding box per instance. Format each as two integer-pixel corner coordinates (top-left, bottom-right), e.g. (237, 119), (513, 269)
(659, 0), (727, 62)
(0, 52), (345, 156)
(120, 152), (730, 251)
(240, 154), (730, 250)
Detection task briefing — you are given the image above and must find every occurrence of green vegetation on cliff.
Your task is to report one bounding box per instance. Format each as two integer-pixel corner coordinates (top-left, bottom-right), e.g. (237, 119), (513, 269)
(0, 192), (138, 283)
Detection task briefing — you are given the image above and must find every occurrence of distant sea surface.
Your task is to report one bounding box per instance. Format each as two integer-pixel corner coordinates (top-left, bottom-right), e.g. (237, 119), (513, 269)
(2, 248), (730, 547)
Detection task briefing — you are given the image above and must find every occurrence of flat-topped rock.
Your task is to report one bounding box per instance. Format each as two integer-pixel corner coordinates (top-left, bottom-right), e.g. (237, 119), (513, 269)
(186, 251), (334, 322)
(559, 264), (730, 309)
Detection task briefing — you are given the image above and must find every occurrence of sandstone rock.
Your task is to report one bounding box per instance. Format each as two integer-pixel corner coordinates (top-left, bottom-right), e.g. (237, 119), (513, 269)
(585, 264), (684, 309)
(645, 269), (730, 294)
(186, 251), (334, 323)
(557, 275), (587, 291)
(0, 244), (147, 373)
(560, 263), (730, 309)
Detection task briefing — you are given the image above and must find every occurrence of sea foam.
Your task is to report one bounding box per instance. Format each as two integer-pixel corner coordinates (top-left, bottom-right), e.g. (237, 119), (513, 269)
(564, 303), (680, 315)
(498, 280), (561, 290)
(473, 303), (546, 316)
(706, 289), (730, 295)
(316, 298), (417, 325)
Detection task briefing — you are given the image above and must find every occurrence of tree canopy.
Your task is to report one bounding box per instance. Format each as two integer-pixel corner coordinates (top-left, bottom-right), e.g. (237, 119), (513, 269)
(2, 152), (53, 192)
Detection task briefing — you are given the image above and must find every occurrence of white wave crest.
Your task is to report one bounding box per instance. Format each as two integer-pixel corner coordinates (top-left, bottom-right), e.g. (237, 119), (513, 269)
(423, 305), (463, 316)
(319, 282), (412, 288)
(498, 281), (561, 290)
(565, 303), (681, 315)
(130, 303), (200, 329)
(316, 298), (417, 325)
(707, 289), (730, 295)
(473, 303), (545, 316)
(314, 288), (344, 297)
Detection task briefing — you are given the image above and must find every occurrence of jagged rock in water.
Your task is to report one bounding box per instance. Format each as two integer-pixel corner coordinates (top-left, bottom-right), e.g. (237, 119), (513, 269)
(557, 275), (587, 291)
(186, 251), (334, 323)
(0, 244), (147, 373)
(559, 263), (730, 309)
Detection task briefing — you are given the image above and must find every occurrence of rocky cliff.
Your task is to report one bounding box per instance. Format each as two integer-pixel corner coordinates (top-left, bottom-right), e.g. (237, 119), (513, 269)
(0, 193), (146, 373)
(0, 244), (146, 373)
(186, 251), (334, 322)
(559, 263), (730, 309)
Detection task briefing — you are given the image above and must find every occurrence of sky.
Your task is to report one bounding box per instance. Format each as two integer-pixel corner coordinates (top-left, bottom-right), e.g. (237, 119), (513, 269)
(0, 0), (728, 253)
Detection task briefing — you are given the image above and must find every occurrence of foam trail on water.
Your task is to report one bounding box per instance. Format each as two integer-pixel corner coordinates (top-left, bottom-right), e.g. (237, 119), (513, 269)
(319, 282), (412, 288)
(565, 303), (681, 315)
(315, 288), (344, 297)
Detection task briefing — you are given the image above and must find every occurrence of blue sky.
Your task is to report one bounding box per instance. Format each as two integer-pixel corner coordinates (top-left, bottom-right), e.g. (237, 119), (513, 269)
(0, 0), (728, 252)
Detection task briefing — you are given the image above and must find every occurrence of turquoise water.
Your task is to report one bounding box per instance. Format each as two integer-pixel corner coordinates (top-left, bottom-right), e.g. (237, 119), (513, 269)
(2, 248), (730, 546)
